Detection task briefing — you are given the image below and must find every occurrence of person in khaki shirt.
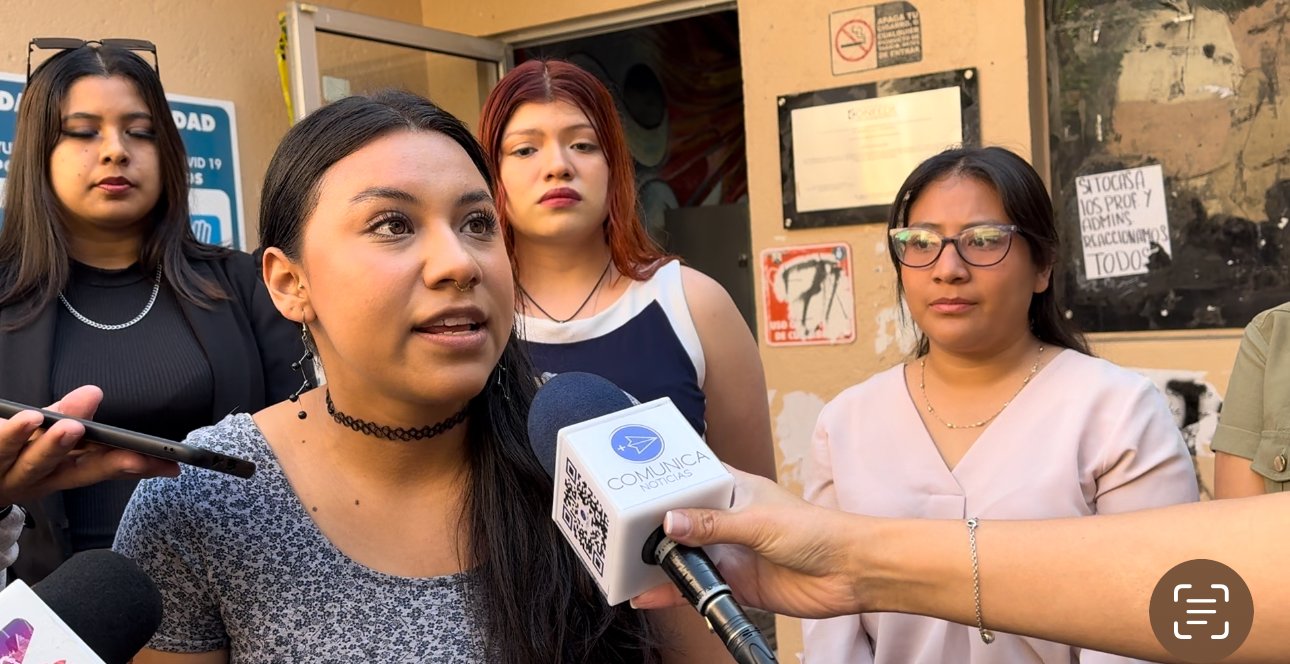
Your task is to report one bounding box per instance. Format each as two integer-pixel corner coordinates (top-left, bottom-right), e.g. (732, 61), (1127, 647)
(1213, 302), (1290, 496)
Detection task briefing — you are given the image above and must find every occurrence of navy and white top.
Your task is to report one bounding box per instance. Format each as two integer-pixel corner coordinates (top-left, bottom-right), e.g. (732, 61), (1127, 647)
(114, 415), (487, 662)
(521, 260), (708, 434)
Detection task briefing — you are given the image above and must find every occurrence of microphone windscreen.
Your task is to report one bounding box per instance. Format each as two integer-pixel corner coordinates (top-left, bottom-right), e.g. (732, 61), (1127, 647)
(33, 549), (163, 664)
(527, 372), (635, 478)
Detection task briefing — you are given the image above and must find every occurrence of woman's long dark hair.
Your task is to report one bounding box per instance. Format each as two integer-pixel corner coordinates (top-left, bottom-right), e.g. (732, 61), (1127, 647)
(888, 146), (1090, 357)
(0, 44), (228, 330)
(259, 91), (657, 663)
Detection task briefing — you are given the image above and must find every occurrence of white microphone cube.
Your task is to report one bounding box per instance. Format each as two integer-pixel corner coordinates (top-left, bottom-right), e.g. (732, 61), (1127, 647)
(0, 581), (105, 663)
(551, 397), (734, 606)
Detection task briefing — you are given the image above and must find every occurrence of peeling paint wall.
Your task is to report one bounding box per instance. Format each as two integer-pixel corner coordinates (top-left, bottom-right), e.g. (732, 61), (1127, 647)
(771, 390), (827, 486)
(1050, 0), (1290, 331)
(873, 301), (918, 356)
(1134, 367), (1224, 499)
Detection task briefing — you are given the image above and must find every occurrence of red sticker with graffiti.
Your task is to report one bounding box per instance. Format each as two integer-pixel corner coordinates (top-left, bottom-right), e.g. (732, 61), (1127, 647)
(761, 243), (855, 347)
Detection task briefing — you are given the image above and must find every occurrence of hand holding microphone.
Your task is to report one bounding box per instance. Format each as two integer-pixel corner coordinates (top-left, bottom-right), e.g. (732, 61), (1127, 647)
(527, 372), (777, 664)
(629, 468), (870, 620)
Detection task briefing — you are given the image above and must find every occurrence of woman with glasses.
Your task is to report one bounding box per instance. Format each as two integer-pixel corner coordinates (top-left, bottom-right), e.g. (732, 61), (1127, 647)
(0, 41), (302, 582)
(801, 146), (1198, 663)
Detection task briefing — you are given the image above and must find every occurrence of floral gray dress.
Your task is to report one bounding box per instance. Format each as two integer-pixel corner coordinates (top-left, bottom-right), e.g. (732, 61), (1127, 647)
(114, 414), (487, 662)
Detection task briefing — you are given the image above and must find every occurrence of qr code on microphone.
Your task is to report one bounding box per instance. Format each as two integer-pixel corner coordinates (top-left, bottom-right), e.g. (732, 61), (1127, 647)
(561, 458), (608, 576)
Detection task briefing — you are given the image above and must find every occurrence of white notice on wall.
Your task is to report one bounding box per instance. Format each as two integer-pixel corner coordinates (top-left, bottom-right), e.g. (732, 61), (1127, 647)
(790, 85), (962, 212)
(1077, 164), (1171, 280)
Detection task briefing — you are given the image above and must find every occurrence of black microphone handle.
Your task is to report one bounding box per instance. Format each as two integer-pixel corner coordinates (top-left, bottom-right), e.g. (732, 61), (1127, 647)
(705, 594), (779, 664)
(644, 527), (778, 664)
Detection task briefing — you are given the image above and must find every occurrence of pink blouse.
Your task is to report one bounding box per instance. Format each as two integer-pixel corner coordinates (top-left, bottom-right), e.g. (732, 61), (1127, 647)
(803, 349), (1199, 664)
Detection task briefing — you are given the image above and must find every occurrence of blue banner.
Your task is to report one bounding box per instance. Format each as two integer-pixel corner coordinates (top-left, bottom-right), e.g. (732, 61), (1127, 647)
(0, 73), (245, 249)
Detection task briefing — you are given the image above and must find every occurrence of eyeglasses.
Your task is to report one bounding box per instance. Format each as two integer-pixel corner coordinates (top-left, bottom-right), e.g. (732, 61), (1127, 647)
(27, 38), (159, 82)
(888, 224), (1020, 268)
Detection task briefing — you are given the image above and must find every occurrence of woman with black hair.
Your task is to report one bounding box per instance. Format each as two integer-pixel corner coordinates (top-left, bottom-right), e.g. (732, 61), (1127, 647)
(0, 41), (301, 582)
(115, 90), (727, 662)
(801, 146), (1198, 663)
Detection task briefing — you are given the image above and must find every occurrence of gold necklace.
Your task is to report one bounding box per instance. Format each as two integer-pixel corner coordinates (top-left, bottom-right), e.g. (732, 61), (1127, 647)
(919, 345), (1045, 430)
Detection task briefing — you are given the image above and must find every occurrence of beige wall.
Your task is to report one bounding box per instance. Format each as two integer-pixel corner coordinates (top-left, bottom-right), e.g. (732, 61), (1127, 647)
(0, 0), (424, 249)
(1094, 332), (1240, 396)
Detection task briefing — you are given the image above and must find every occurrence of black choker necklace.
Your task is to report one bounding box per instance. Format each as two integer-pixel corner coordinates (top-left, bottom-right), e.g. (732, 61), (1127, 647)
(325, 390), (468, 441)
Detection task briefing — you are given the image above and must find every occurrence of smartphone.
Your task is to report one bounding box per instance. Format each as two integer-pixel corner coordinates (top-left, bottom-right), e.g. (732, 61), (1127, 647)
(0, 398), (255, 479)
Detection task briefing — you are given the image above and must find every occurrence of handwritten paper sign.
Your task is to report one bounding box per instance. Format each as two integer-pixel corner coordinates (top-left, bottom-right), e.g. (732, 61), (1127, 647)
(1077, 164), (1171, 280)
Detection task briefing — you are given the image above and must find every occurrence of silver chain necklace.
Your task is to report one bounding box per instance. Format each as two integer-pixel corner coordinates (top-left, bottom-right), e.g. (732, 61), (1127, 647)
(58, 263), (163, 331)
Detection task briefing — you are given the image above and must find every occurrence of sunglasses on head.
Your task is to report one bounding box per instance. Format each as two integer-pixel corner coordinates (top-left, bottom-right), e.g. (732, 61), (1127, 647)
(27, 38), (159, 82)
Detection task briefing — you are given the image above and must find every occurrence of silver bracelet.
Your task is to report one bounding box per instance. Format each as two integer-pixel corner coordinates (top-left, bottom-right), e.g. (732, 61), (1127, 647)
(966, 518), (994, 644)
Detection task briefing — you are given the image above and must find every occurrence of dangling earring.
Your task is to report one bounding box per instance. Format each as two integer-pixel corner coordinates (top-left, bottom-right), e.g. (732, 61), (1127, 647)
(289, 322), (315, 419)
(493, 362), (510, 402)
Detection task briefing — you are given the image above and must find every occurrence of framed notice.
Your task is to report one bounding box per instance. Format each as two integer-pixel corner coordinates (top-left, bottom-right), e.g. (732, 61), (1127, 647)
(761, 243), (855, 347)
(778, 68), (980, 229)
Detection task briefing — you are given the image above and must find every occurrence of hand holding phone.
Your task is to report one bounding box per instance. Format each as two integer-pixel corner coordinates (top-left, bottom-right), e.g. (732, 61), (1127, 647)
(0, 389), (255, 482)
(0, 386), (241, 506)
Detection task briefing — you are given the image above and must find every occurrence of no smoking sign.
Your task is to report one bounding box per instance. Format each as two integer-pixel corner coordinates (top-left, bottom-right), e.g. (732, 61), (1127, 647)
(835, 19), (875, 63)
(830, 2), (922, 75)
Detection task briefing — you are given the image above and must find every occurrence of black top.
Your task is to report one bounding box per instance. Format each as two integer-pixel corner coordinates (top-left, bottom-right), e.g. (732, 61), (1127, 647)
(0, 249), (306, 582)
(52, 261), (214, 551)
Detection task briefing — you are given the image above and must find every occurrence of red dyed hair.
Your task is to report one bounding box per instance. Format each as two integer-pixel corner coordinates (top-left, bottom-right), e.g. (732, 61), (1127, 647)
(479, 59), (671, 281)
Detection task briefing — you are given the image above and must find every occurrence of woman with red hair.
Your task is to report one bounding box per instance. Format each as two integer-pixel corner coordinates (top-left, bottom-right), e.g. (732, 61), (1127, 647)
(479, 58), (776, 654)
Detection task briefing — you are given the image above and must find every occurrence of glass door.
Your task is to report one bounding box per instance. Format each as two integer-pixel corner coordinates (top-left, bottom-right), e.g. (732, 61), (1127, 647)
(284, 3), (510, 128)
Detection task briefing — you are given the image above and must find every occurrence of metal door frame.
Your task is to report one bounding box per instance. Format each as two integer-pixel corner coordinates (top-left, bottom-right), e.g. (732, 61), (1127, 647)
(284, 1), (739, 120)
(284, 3), (512, 120)
(488, 0), (735, 48)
